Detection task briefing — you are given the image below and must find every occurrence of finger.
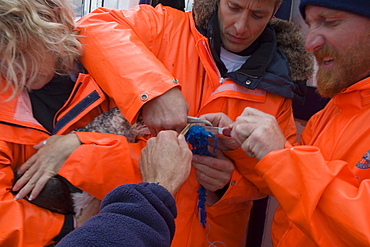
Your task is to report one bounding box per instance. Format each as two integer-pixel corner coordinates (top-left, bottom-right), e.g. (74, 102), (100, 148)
(139, 156), (149, 181)
(202, 113), (233, 127)
(195, 154), (234, 177)
(192, 157), (221, 178)
(192, 155), (214, 167)
(213, 149), (227, 160)
(14, 177), (37, 200)
(29, 175), (52, 200)
(196, 178), (217, 191)
(192, 160), (209, 173)
(192, 157), (231, 188)
(12, 176), (27, 192)
(178, 134), (190, 150)
(15, 164), (49, 200)
(13, 167), (34, 192)
(194, 168), (221, 191)
(177, 133), (186, 142)
(13, 159), (41, 193)
(216, 134), (240, 149)
(145, 135), (157, 147)
(232, 122), (257, 145)
(234, 115), (252, 127)
(157, 130), (177, 143)
(148, 127), (158, 137)
(165, 130), (178, 138)
(241, 107), (267, 117)
(198, 113), (221, 126)
(168, 118), (188, 134)
(241, 140), (255, 158)
(175, 124), (188, 134)
(238, 109), (276, 130)
(17, 154), (38, 175)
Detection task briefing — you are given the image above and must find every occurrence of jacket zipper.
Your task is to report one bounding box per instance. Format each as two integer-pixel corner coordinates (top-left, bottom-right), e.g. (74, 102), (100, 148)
(201, 40), (221, 80)
(235, 71), (258, 79)
(52, 80), (83, 129)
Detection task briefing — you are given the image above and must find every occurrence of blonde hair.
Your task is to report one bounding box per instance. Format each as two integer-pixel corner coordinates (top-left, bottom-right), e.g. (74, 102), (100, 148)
(0, 0), (82, 98)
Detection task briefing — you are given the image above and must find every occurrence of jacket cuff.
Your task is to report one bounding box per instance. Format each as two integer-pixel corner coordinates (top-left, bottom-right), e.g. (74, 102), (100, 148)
(52, 214), (74, 243)
(73, 131), (123, 145)
(224, 147), (257, 172)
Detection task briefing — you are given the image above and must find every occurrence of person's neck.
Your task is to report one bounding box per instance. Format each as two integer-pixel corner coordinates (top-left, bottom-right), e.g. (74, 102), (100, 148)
(223, 39), (259, 56)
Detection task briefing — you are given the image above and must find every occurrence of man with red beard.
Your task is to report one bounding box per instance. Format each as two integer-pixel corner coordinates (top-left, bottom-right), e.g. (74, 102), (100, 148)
(203, 0), (370, 246)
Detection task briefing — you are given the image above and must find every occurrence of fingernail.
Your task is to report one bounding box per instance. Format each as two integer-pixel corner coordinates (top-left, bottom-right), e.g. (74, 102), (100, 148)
(222, 128), (232, 137)
(14, 195), (19, 200)
(27, 195), (33, 201)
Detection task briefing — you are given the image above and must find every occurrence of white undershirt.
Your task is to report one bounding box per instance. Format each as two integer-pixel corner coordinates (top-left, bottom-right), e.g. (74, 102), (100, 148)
(220, 46), (250, 73)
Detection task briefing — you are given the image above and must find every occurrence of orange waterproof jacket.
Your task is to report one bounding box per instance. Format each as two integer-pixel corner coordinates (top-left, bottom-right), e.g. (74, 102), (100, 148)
(77, 5), (298, 246)
(233, 77), (370, 246)
(0, 73), (144, 247)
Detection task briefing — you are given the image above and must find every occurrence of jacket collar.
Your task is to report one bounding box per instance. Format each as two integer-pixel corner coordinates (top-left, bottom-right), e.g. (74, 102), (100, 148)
(0, 72), (105, 134)
(332, 76), (370, 109)
(338, 76), (370, 94)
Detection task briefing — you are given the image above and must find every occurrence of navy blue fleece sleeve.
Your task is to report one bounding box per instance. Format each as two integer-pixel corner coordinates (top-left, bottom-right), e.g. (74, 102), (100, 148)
(56, 183), (177, 247)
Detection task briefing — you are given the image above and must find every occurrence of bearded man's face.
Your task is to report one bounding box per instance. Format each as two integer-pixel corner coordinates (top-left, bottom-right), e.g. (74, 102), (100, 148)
(304, 6), (370, 98)
(314, 34), (370, 98)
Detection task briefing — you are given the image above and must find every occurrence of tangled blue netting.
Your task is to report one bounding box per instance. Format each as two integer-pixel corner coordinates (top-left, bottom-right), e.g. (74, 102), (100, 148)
(185, 125), (218, 228)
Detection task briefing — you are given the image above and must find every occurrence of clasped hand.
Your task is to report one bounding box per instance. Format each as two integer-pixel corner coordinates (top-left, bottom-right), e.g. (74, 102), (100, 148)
(13, 133), (81, 201)
(199, 108), (287, 160)
(139, 130), (192, 195)
(232, 107), (287, 160)
(141, 87), (189, 136)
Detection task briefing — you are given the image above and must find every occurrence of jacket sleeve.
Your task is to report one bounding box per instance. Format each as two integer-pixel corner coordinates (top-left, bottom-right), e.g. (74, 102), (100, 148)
(77, 6), (181, 123)
(58, 132), (146, 200)
(255, 145), (370, 246)
(207, 166), (263, 214)
(56, 183), (177, 247)
(0, 141), (65, 247)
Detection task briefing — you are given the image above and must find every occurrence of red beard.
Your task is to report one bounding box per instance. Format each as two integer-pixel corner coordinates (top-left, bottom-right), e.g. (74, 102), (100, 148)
(314, 35), (370, 98)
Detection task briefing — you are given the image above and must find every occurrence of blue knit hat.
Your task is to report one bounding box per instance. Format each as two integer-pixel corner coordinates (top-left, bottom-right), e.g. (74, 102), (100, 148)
(300, 0), (370, 19)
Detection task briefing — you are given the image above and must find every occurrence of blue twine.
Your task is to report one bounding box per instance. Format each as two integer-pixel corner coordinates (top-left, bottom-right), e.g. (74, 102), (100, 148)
(197, 185), (207, 228)
(185, 125), (218, 228)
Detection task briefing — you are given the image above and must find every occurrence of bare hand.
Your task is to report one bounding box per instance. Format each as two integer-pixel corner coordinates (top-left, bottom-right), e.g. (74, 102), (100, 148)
(232, 107), (286, 160)
(13, 134), (81, 201)
(141, 87), (189, 136)
(199, 113), (240, 151)
(192, 149), (234, 192)
(139, 130), (192, 195)
(75, 197), (101, 228)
